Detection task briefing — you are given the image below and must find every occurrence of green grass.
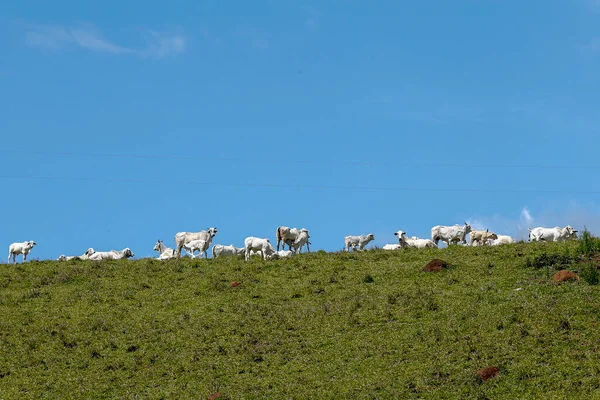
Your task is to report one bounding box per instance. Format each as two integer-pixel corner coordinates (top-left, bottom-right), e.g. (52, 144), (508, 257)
(1, 242), (600, 399)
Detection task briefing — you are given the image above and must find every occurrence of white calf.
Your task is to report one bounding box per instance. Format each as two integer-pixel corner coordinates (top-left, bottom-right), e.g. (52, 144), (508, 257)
(394, 231), (437, 249)
(469, 229), (498, 246)
(489, 235), (516, 246)
(57, 248), (95, 261)
(344, 234), (375, 251)
(244, 237), (276, 261)
(289, 229), (311, 254)
(8, 241), (37, 264)
(153, 240), (176, 260)
(212, 244), (245, 258)
(89, 248), (134, 260)
(382, 244), (402, 250)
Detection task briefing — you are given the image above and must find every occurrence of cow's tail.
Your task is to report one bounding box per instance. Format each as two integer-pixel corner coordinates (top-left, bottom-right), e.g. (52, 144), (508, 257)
(276, 226), (282, 250)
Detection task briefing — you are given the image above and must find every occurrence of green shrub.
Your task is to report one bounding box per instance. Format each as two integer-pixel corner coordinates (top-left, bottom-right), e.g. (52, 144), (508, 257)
(580, 262), (599, 285)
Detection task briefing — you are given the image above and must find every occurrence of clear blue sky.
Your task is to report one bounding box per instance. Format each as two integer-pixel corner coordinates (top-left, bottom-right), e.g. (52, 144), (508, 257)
(1, 0), (600, 260)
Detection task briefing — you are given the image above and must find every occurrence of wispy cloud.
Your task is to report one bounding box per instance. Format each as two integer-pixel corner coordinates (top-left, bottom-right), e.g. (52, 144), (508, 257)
(24, 23), (186, 59)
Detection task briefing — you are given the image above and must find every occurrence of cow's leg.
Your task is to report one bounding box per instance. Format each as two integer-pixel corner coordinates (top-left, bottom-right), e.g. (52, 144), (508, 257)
(7, 252), (11, 264)
(23, 253), (27, 262)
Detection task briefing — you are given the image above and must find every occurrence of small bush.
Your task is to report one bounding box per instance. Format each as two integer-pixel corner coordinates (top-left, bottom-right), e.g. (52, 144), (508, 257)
(362, 274), (374, 283)
(579, 228), (600, 256)
(580, 263), (599, 285)
(525, 253), (575, 270)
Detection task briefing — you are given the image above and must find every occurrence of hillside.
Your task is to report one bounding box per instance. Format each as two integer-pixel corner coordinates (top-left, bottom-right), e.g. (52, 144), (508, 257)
(1, 241), (599, 399)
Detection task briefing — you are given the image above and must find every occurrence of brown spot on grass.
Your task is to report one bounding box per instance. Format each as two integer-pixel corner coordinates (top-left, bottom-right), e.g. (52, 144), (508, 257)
(423, 259), (450, 272)
(553, 270), (580, 283)
(229, 281), (241, 287)
(477, 366), (499, 382)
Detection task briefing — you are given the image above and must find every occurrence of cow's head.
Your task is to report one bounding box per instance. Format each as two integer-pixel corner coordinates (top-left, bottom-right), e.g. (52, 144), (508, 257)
(57, 255), (67, 261)
(85, 248), (95, 256)
(393, 230), (405, 237)
(487, 232), (499, 240)
(366, 233), (375, 241)
(207, 227), (218, 237)
(565, 225), (578, 238)
(29, 241), (37, 247)
(153, 240), (162, 252)
(124, 248), (134, 258)
(464, 223), (472, 233)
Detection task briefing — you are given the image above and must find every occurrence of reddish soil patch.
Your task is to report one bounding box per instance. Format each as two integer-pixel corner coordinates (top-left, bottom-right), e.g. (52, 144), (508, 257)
(423, 259), (450, 272)
(477, 366), (499, 382)
(229, 281), (241, 287)
(553, 270), (580, 283)
(208, 393), (223, 400)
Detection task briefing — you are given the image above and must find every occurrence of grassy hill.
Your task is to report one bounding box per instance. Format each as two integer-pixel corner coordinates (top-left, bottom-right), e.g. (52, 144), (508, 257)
(1, 239), (600, 399)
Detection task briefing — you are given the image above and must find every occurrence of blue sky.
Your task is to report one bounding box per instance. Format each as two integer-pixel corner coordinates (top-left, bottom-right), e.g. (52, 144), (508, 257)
(1, 0), (600, 260)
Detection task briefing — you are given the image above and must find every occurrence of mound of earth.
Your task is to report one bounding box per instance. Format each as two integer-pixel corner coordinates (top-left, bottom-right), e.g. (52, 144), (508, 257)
(553, 270), (580, 283)
(477, 366), (499, 382)
(229, 281), (241, 287)
(423, 259), (450, 272)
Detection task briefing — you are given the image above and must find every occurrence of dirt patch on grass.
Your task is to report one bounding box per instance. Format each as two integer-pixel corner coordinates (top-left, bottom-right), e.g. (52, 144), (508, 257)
(553, 270), (580, 283)
(208, 393), (224, 400)
(477, 366), (499, 382)
(229, 281), (241, 287)
(423, 259), (450, 272)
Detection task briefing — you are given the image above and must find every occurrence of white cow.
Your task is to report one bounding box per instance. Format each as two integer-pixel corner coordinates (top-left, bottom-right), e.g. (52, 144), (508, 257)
(382, 244), (402, 250)
(431, 223), (472, 246)
(153, 240), (176, 260)
(489, 235), (516, 246)
(244, 237), (276, 261)
(211, 244), (245, 258)
(57, 248), (95, 261)
(394, 231), (437, 249)
(276, 226), (311, 252)
(288, 229), (310, 254)
(89, 248), (134, 260)
(469, 229), (498, 246)
(174, 227), (218, 258)
(8, 241), (37, 264)
(528, 226), (577, 242)
(344, 234), (375, 252)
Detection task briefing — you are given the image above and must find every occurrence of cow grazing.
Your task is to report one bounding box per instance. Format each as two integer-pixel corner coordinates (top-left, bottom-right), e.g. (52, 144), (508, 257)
(174, 227), (218, 258)
(469, 229), (499, 246)
(211, 244), (245, 258)
(394, 231), (437, 249)
(528, 226), (577, 242)
(57, 248), (95, 261)
(344, 234), (375, 252)
(244, 237), (276, 261)
(431, 223), (472, 246)
(89, 248), (134, 260)
(489, 235), (516, 246)
(276, 226), (311, 252)
(8, 241), (37, 263)
(153, 240), (176, 260)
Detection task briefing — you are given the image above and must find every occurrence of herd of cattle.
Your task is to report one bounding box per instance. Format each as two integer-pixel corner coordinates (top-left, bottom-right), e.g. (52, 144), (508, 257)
(6, 223), (579, 264)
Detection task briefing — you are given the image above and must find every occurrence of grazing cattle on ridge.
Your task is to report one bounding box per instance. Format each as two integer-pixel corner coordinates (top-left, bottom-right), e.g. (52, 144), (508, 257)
(8, 241), (37, 264)
(394, 231), (437, 249)
(528, 226), (577, 242)
(174, 227), (218, 258)
(244, 237), (276, 261)
(469, 229), (498, 246)
(89, 248), (134, 260)
(276, 226), (311, 252)
(431, 223), (472, 246)
(344, 234), (375, 251)
(211, 244), (245, 259)
(153, 240), (176, 260)
(489, 235), (516, 246)
(57, 248), (95, 261)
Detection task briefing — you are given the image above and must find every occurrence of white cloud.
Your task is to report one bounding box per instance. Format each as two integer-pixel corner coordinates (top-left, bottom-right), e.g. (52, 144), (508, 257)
(24, 23), (186, 59)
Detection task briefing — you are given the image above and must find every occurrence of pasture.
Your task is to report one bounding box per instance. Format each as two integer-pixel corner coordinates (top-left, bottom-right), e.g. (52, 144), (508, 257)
(1, 240), (600, 398)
